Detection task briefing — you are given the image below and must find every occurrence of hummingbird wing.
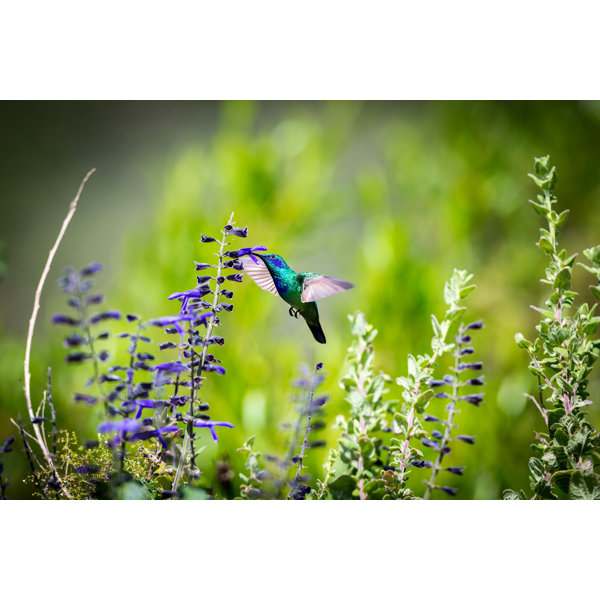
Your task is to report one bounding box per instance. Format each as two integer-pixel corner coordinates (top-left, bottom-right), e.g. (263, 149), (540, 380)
(301, 274), (354, 302)
(241, 255), (279, 296)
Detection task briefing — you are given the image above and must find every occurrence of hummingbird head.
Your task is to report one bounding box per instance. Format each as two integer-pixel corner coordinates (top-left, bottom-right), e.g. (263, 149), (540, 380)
(260, 253), (289, 271)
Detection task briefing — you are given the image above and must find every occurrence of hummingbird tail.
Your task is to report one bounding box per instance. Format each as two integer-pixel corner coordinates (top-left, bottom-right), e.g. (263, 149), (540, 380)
(307, 321), (326, 344)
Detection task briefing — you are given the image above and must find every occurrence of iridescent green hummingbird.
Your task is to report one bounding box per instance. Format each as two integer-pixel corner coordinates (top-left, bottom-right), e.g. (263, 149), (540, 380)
(242, 253), (354, 344)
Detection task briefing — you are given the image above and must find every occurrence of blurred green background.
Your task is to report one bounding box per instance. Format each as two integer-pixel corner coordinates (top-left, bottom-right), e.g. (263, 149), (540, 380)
(2, 100), (600, 499)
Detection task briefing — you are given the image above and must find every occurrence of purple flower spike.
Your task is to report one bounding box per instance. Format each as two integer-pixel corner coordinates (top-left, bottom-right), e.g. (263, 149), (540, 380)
(192, 419), (234, 442)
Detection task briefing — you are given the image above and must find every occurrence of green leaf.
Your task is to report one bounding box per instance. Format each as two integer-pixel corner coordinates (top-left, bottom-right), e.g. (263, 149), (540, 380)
(116, 481), (152, 500)
(515, 332), (532, 350)
(528, 199), (547, 217)
(538, 237), (554, 255)
(181, 487), (210, 500)
(459, 284), (477, 299)
(502, 489), (521, 500)
(328, 473), (357, 500)
(569, 470), (600, 500)
(528, 457), (545, 480)
(553, 268), (571, 290)
(583, 245), (600, 267)
(431, 315), (442, 338)
(533, 155), (550, 176)
(414, 389), (434, 412)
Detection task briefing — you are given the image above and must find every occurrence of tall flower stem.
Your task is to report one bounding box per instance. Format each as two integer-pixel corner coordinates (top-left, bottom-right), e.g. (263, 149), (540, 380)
(287, 363), (320, 499)
(171, 214), (234, 492)
(423, 327), (463, 499)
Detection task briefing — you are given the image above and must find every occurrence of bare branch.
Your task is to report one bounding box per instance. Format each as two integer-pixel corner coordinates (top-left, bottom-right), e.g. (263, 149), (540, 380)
(22, 168), (96, 499)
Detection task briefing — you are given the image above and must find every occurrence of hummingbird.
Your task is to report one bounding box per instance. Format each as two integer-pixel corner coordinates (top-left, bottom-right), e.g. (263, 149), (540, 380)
(242, 253), (354, 344)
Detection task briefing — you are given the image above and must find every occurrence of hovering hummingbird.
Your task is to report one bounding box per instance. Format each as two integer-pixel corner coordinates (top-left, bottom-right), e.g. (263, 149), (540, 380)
(242, 253), (354, 344)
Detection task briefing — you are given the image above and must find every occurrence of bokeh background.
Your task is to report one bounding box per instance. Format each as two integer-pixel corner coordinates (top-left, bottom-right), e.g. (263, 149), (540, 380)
(1, 100), (600, 499)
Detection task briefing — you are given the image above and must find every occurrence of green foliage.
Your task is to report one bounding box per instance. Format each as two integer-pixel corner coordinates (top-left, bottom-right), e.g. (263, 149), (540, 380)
(506, 156), (600, 500)
(237, 436), (263, 499)
(330, 312), (393, 499)
(330, 271), (480, 500)
(393, 269), (478, 499)
(26, 430), (175, 500)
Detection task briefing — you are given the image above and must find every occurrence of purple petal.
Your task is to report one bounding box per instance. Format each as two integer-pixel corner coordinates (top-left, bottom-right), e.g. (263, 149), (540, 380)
(147, 314), (196, 327)
(151, 361), (189, 374)
(98, 419), (141, 434)
(80, 262), (102, 276)
(53, 314), (79, 326)
(192, 420), (234, 443)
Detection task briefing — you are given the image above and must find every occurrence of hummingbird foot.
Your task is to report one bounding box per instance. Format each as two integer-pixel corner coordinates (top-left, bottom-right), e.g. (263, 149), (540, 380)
(288, 307), (300, 319)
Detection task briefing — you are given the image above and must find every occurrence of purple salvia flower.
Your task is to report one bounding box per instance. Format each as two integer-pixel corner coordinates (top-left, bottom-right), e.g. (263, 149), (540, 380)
(446, 466), (464, 475)
(98, 419), (141, 434)
(440, 486), (457, 496)
(66, 352), (91, 363)
(424, 414), (441, 422)
(151, 361), (189, 374)
(53, 314), (79, 326)
(148, 314), (196, 328)
(460, 394), (484, 406)
(64, 333), (86, 347)
(80, 262), (102, 276)
(223, 225), (248, 237)
(422, 438), (440, 450)
(73, 393), (97, 405)
(132, 399), (168, 419)
(194, 262), (212, 271)
(201, 364), (226, 375)
(168, 289), (212, 311)
(459, 362), (483, 371)
(411, 460), (434, 468)
(455, 435), (476, 444)
(192, 419), (234, 442)
(200, 235), (217, 243)
(89, 310), (121, 324)
(130, 425), (180, 449)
